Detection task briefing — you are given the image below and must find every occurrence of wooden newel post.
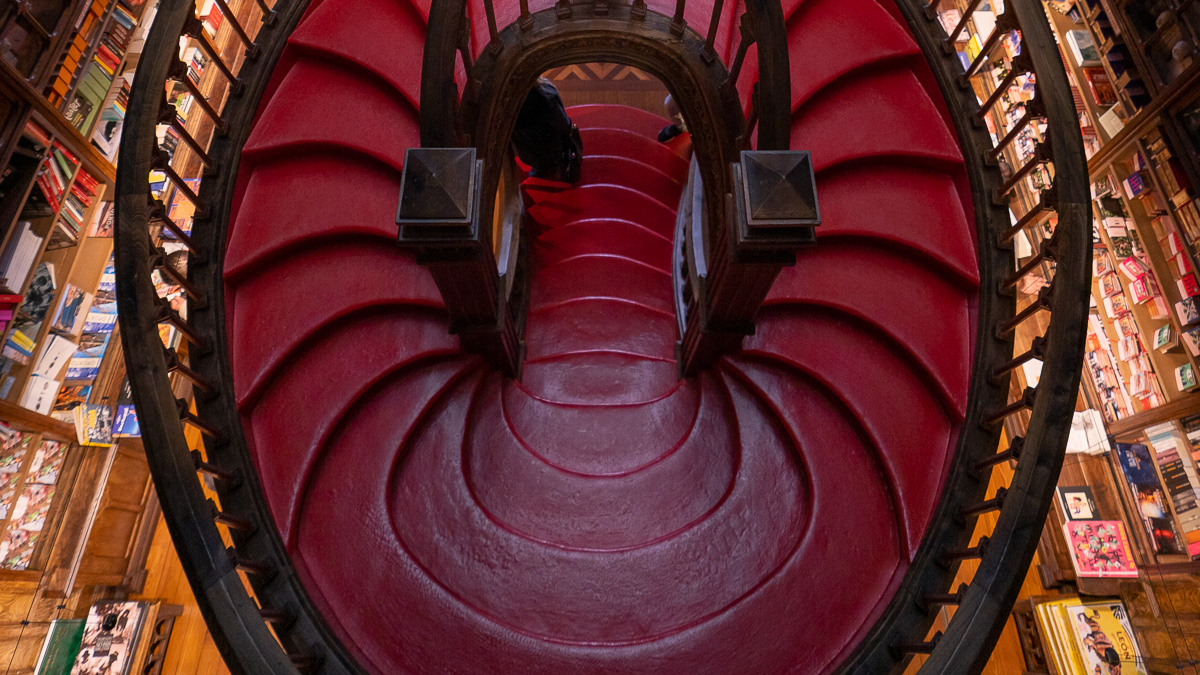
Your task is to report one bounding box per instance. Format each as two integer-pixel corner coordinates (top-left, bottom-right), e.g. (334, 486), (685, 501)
(396, 148), (524, 376)
(678, 150), (821, 375)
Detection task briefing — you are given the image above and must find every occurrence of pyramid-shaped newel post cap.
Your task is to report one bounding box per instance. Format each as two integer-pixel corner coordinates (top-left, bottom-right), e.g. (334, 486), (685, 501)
(397, 148), (483, 249)
(730, 150), (821, 264)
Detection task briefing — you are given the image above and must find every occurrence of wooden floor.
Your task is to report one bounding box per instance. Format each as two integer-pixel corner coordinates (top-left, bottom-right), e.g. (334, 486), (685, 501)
(132, 516), (230, 675)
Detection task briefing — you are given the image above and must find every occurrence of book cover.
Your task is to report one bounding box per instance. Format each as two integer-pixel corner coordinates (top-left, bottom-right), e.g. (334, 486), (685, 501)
(112, 378), (140, 438)
(52, 384), (91, 414)
(1066, 29), (1100, 66)
(1057, 486), (1099, 521)
(19, 376), (61, 416)
(1063, 520), (1139, 578)
(80, 310), (116, 334)
(50, 285), (90, 335)
(73, 404), (113, 447)
(1185, 327), (1200, 356)
(33, 335), (77, 379)
(1178, 363), (1198, 391)
(71, 601), (148, 675)
(67, 331), (110, 381)
(1061, 601), (1147, 675)
(87, 202), (113, 237)
(1117, 256), (1149, 281)
(112, 405), (140, 438)
(1153, 324), (1177, 351)
(1115, 442), (1182, 554)
(1180, 274), (1200, 297)
(1098, 273), (1122, 298)
(1177, 297), (1200, 325)
(15, 263), (55, 324)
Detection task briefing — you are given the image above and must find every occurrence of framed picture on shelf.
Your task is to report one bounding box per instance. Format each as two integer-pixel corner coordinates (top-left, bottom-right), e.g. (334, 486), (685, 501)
(1057, 486), (1099, 521)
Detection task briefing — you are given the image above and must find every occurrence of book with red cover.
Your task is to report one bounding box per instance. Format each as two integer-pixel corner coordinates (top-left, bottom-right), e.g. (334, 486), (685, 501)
(1063, 520), (1139, 578)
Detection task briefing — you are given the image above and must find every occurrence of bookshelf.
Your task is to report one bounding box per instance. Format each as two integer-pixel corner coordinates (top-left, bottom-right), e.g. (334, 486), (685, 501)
(0, 0), (263, 662)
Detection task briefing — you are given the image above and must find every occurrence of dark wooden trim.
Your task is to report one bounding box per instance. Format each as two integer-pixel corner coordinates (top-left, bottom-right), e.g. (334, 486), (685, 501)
(0, 399), (77, 441)
(0, 57), (118, 185)
(1104, 394), (1200, 440)
(1085, 61), (1200, 175)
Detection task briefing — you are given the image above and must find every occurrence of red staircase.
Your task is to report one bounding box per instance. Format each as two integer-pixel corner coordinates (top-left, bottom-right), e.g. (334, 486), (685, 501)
(221, 0), (980, 669)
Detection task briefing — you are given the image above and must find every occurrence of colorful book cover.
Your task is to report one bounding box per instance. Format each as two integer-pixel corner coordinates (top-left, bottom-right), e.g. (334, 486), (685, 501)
(73, 404), (113, 447)
(52, 385), (91, 414)
(1115, 442), (1182, 554)
(112, 405), (140, 438)
(50, 284), (89, 335)
(1061, 600), (1147, 675)
(71, 601), (148, 675)
(1063, 520), (1139, 578)
(67, 332), (111, 381)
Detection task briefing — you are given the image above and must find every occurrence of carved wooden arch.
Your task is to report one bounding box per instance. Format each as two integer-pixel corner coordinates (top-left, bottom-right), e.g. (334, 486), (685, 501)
(421, 0), (794, 253)
(466, 6), (742, 235)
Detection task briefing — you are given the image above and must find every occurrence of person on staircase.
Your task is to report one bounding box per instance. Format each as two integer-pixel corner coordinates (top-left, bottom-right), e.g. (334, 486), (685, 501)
(512, 78), (583, 183)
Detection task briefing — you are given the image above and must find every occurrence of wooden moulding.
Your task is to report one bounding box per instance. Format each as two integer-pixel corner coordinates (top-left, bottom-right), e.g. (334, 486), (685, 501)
(0, 58), (117, 186)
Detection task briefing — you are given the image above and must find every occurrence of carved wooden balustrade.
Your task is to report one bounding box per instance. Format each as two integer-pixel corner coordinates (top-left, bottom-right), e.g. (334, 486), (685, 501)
(110, 0), (1090, 670)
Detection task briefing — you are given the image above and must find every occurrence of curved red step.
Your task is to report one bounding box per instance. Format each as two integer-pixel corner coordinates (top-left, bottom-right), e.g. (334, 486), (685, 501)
(225, 0), (978, 664)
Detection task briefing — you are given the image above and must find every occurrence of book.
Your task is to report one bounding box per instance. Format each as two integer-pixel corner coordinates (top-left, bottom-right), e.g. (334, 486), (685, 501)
(1117, 256), (1149, 281)
(1184, 327), (1200, 356)
(1178, 363), (1198, 391)
(1154, 324), (1177, 351)
(1102, 294), (1129, 318)
(1056, 486), (1098, 521)
(1, 329), (36, 365)
(88, 202), (114, 237)
(33, 335), (78, 379)
(50, 285), (90, 335)
(1177, 297), (1200, 325)
(1062, 520), (1139, 578)
(1180, 274), (1200, 297)
(1081, 66), (1117, 106)
(51, 384), (90, 414)
(1066, 601), (1146, 675)
(73, 404), (113, 446)
(1098, 273), (1122, 297)
(1066, 29), (1100, 66)
(66, 331), (110, 381)
(80, 309), (116, 334)
(19, 376), (61, 415)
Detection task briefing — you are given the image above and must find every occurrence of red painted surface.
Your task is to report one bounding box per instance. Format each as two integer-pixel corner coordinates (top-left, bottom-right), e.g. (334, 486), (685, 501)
(223, 0), (977, 670)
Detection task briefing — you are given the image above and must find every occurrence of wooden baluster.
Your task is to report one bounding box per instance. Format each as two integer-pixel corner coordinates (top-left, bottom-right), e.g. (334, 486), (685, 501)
(726, 15), (754, 87)
(595, 0), (608, 16)
(702, 0), (725, 61)
(167, 60), (225, 131)
(208, 0), (254, 49)
(157, 95), (213, 166)
(520, 0), (534, 27)
(482, 0), (501, 51)
(630, 0), (646, 19)
(182, 16), (240, 86)
(670, 0), (686, 36)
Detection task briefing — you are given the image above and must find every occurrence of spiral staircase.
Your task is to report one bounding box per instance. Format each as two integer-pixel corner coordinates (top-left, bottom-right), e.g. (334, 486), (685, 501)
(113, 0), (1091, 671)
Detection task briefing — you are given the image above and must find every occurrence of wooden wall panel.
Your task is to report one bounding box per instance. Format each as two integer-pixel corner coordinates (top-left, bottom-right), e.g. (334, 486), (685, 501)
(132, 517), (230, 675)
